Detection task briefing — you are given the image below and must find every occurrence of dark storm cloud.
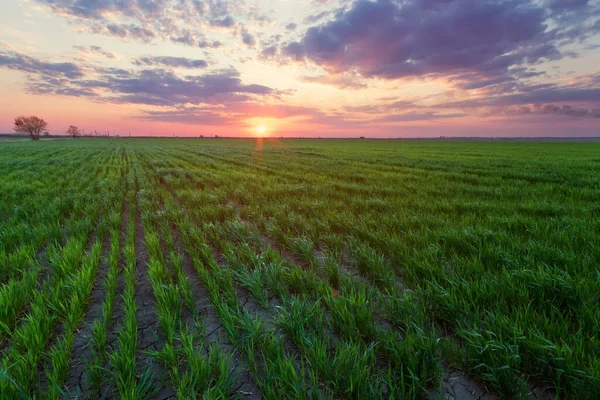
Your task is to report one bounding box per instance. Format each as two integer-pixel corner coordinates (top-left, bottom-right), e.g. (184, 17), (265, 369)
(133, 56), (209, 69)
(282, 0), (600, 90)
(0, 50), (84, 79)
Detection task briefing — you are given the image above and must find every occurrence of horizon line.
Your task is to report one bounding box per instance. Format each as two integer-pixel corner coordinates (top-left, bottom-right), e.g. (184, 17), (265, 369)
(2, 133), (600, 142)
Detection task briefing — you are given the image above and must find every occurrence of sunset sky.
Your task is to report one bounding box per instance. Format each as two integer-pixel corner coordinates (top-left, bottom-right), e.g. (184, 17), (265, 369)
(0, 0), (599, 137)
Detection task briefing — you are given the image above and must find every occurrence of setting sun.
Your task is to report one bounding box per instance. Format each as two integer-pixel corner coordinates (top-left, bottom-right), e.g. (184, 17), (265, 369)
(255, 125), (268, 135)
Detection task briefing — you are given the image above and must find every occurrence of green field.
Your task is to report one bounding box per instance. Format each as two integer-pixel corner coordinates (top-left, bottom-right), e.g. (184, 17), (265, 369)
(0, 138), (598, 399)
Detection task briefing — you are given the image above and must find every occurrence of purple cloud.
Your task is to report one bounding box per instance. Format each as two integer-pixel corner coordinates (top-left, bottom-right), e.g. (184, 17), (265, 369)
(282, 0), (599, 94)
(74, 45), (116, 59)
(441, 83), (600, 109)
(88, 68), (275, 106)
(35, 0), (239, 47)
(301, 74), (368, 89)
(138, 108), (240, 126)
(261, 46), (278, 57)
(35, 0), (138, 19)
(210, 15), (235, 28)
(133, 56), (208, 69)
(89, 22), (156, 42)
(485, 103), (600, 119)
(0, 48), (278, 109)
(137, 103), (320, 125)
(0, 50), (84, 79)
(241, 30), (256, 47)
(303, 10), (331, 24)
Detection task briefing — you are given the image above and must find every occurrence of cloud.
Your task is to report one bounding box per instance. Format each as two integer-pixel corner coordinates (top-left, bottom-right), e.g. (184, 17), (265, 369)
(133, 56), (208, 69)
(441, 82), (600, 109)
(241, 29), (256, 47)
(0, 50), (84, 79)
(283, 0), (600, 93)
(373, 112), (466, 123)
(138, 103), (319, 125)
(300, 73), (367, 89)
(166, 28), (222, 48)
(35, 0), (139, 19)
(431, 72), (600, 119)
(285, 23), (297, 31)
(0, 48), (279, 110)
(138, 108), (239, 126)
(89, 22), (156, 42)
(343, 100), (421, 114)
(303, 10), (331, 24)
(31, 64), (276, 107)
(546, 0), (590, 13)
(210, 15), (236, 28)
(74, 45), (116, 59)
(486, 103), (600, 118)
(260, 45), (279, 59)
(538, 104), (600, 118)
(88, 68), (275, 106)
(35, 0), (240, 47)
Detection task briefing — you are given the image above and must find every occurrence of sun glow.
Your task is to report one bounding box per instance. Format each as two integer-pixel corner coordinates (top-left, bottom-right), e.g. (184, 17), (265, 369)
(255, 124), (268, 135)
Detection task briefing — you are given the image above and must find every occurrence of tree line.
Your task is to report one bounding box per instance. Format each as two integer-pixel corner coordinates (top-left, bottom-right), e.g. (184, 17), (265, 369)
(13, 116), (91, 140)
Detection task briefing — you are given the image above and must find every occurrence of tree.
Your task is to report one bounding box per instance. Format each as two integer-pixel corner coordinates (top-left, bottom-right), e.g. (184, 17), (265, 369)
(67, 125), (81, 138)
(13, 116), (48, 140)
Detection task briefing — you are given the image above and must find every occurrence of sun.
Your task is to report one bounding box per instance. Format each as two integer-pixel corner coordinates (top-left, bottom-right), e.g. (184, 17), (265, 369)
(255, 124), (268, 135)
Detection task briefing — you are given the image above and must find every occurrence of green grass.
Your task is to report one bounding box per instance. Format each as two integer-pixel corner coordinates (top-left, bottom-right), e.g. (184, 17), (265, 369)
(0, 138), (598, 399)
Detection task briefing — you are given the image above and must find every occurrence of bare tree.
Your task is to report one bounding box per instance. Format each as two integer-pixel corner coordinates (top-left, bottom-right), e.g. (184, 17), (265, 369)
(67, 125), (81, 138)
(13, 116), (49, 140)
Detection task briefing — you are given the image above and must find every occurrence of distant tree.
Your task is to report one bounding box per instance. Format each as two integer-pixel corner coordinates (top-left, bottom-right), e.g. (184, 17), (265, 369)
(13, 116), (48, 140)
(67, 125), (81, 138)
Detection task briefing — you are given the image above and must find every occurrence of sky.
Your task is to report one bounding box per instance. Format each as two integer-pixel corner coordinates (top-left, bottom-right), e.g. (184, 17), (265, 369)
(0, 0), (599, 138)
